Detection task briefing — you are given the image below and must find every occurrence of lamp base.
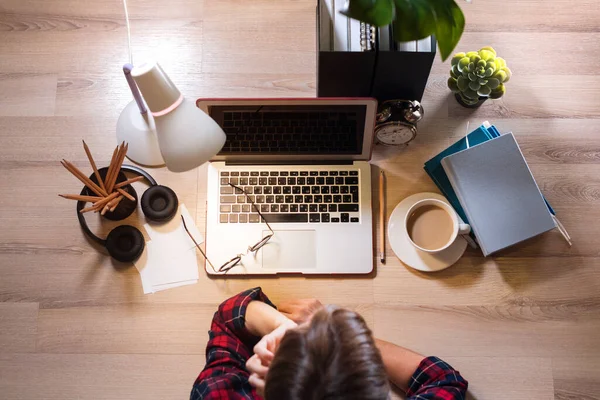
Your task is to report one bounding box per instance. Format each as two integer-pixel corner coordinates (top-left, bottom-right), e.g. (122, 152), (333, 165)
(116, 101), (165, 167)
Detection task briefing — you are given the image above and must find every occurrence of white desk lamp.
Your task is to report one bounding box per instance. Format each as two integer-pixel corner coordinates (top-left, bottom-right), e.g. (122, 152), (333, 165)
(116, 0), (226, 172)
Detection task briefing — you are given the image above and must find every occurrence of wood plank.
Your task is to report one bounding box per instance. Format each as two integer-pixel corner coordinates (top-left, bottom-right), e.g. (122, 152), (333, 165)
(373, 305), (600, 358)
(0, 20), (203, 75)
(553, 357), (600, 400)
(431, 32), (600, 76)
(0, 0), (206, 19)
(0, 74), (56, 116)
(36, 304), (214, 354)
(425, 74), (600, 119)
(0, 303), (38, 353)
(461, 0), (600, 32)
(390, 357), (554, 400)
(374, 257), (600, 306)
(201, 1), (315, 74)
(449, 357), (554, 400)
(0, 353), (203, 399)
(36, 302), (372, 354)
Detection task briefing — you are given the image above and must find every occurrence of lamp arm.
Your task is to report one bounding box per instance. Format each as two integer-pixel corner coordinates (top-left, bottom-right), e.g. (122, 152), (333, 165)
(123, 63), (147, 114)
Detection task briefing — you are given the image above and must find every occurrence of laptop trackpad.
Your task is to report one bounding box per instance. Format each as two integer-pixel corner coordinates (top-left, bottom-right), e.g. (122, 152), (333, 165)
(261, 230), (316, 271)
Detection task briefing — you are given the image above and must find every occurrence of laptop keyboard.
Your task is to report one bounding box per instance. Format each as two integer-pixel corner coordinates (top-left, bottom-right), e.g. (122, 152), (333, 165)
(220, 111), (359, 153)
(219, 169), (360, 223)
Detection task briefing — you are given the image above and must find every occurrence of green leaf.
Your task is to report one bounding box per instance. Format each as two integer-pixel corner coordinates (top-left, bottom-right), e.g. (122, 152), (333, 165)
(451, 64), (460, 78)
(434, 0), (465, 61)
(480, 46), (496, 57)
(342, 0), (395, 27)
(462, 88), (478, 100)
(392, 0), (437, 41)
(489, 83), (506, 99)
(451, 53), (465, 67)
(487, 78), (500, 89)
(457, 75), (468, 91)
(457, 57), (469, 72)
(448, 77), (459, 92)
(484, 67), (494, 77)
(468, 80), (481, 91)
(477, 85), (492, 96)
(502, 67), (512, 82)
(478, 78), (488, 85)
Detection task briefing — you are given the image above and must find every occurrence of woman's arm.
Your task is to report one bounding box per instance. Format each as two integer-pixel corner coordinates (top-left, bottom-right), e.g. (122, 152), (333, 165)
(375, 339), (425, 391)
(375, 339), (468, 399)
(245, 300), (294, 337)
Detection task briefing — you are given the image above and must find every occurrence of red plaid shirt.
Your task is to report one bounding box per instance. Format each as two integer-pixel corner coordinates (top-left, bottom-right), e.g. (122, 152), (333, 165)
(191, 288), (468, 400)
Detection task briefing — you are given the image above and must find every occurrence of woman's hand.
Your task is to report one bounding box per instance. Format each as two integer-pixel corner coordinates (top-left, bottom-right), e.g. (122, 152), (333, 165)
(247, 319), (296, 396)
(278, 298), (323, 324)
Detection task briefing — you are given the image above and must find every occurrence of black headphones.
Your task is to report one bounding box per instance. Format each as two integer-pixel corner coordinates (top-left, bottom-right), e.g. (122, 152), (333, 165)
(77, 165), (178, 263)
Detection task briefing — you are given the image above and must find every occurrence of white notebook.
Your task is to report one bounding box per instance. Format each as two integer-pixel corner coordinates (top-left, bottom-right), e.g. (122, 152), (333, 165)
(441, 133), (556, 256)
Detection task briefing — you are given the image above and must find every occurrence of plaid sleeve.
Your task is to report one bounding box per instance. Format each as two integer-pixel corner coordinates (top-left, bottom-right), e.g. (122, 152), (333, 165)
(406, 356), (468, 400)
(191, 287), (275, 400)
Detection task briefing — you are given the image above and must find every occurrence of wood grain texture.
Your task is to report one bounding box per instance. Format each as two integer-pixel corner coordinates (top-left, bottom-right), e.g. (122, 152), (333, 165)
(553, 358), (600, 400)
(0, 74), (57, 116)
(0, 353), (204, 399)
(0, 303), (38, 353)
(1, 0), (599, 398)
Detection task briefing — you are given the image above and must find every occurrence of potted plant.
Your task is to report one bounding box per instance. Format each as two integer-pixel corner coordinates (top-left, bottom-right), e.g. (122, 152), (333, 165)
(447, 46), (512, 107)
(343, 0), (468, 61)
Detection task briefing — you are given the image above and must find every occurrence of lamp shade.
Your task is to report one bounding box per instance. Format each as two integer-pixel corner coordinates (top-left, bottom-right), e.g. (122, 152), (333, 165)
(130, 61), (226, 172)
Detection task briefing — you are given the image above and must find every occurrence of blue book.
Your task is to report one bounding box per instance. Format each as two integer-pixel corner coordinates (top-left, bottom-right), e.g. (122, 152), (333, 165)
(424, 123), (555, 227)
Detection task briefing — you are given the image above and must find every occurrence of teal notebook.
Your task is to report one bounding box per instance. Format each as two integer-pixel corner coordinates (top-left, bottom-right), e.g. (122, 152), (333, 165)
(424, 123), (555, 228)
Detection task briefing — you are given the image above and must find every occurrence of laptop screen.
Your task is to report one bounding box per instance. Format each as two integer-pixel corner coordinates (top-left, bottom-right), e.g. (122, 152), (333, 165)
(207, 104), (367, 156)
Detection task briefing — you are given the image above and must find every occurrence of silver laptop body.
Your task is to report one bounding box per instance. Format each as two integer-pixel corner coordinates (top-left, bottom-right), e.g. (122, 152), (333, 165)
(197, 98), (377, 275)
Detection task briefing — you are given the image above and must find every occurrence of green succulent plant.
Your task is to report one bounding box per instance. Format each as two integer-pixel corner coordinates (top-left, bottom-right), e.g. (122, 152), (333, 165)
(447, 47), (512, 105)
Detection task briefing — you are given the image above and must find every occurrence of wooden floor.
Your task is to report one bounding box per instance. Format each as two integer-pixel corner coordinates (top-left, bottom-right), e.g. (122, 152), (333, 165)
(1, 0), (599, 398)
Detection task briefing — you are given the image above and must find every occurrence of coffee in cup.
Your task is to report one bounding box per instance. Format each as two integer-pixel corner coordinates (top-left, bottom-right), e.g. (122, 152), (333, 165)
(404, 199), (470, 253)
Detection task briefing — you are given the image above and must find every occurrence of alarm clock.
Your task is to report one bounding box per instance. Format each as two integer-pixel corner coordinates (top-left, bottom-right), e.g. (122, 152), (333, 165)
(375, 100), (424, 146)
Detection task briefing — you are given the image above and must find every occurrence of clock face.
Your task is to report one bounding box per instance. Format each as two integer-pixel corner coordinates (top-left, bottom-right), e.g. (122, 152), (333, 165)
(376, 122), (416, 146)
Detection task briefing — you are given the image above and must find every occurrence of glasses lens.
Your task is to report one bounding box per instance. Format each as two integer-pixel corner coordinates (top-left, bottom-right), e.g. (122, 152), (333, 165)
(219, 256), (241, 272)
(249, 234), (273, 252)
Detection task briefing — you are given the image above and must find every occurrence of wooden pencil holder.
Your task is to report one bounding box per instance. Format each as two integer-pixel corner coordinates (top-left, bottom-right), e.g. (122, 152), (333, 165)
(84, 167), (138, 221)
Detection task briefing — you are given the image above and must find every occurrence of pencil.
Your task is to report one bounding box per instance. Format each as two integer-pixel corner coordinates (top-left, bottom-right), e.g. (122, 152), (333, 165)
(379, 170), (385, 264)
(107, 142), (127, 193)
(79, 204), (101, 214)
(59, 194), (103, 202)
(113, 175), (143, 189)
(90, 191), (119, 209)
(61, 160), (105, 198)
(82, 140), (108, 196)
(109, 195), (124, 212)
(103, 146), (119, 195)
(116, 188), (135, 201)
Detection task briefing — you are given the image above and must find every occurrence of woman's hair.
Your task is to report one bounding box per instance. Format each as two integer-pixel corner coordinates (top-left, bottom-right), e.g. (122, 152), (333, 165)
(264, 306), (390, 400)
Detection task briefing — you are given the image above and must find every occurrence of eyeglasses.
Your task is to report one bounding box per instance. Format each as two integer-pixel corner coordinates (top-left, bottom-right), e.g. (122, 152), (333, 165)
(182, 182), (274, 274)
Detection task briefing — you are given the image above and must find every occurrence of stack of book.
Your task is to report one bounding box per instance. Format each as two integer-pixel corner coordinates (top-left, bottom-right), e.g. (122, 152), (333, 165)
(424, 122), (571, 256)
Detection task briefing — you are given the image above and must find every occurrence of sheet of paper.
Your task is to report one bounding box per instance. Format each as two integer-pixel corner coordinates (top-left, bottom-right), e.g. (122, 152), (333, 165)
(144, 204), (203, 250)
(153, 279), (198, 292)
(134, 204), (203, 294)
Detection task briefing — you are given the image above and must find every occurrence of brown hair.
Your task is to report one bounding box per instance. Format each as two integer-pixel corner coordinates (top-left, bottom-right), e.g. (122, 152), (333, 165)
(264, 306), (389, 400)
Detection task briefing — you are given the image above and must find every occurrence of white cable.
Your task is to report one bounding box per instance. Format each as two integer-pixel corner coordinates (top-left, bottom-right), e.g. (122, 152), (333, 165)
(122, 0), (133, 64)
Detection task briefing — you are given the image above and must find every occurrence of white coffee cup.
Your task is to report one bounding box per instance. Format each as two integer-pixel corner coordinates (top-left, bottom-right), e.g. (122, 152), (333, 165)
(404, 199), (471, 253)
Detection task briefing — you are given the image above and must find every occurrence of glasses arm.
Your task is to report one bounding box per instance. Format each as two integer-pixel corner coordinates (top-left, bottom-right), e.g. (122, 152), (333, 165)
(181, 216), (220, 274)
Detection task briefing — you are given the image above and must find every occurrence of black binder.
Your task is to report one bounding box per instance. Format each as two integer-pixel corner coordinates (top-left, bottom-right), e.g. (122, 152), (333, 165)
(316, 1), (436, 102)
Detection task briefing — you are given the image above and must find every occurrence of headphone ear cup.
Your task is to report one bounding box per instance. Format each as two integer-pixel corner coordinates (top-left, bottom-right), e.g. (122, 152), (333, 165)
(141, 185), (179, 222)
(106, 225), (145, 263)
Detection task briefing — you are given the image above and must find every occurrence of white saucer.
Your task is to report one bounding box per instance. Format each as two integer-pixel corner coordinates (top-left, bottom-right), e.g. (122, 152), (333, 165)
(388, 192), (467, 272)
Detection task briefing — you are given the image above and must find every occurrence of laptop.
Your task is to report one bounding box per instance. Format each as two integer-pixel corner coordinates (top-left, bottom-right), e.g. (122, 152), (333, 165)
(197, 98), (377, 275)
